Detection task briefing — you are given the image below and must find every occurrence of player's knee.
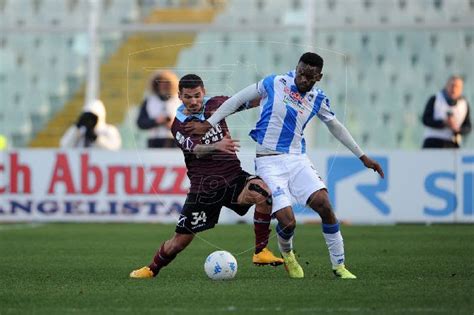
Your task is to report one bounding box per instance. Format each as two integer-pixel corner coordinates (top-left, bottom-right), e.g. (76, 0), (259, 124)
(276, 218), (296, 241)
(308, 192), (334, 219)
(316, 203), (335, 222)
(255, 202), (272, 215)
(286, 220), (296, 232)
(253, 179), (271, 194)
(248, 180), (272, 205)
(274, 207), (296, 232)
(279, 218), (296, 232)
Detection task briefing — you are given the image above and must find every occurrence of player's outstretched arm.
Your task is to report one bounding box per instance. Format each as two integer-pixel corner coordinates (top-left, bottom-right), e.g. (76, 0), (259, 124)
(193, 136), (240, 158)
(184, 84), (260, 136)
(325, 118), (384, 178)
(207, 84), (260, 126)
(246, 98), (262, 109)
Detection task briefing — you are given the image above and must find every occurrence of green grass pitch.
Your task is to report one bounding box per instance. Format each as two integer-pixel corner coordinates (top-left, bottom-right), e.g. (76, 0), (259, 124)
(0, 223), (472, 314)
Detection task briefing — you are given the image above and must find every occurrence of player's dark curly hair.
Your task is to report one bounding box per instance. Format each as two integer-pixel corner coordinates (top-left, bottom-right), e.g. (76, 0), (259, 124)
(179, 74), (204, 91)
(299, 52), (324, 69)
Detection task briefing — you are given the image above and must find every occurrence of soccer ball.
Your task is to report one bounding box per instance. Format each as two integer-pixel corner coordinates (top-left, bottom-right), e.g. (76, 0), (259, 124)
(204, 250), (238, 280)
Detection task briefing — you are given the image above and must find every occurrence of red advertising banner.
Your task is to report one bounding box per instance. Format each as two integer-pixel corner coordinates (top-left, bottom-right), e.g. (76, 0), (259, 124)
(0, 149), (188, 222)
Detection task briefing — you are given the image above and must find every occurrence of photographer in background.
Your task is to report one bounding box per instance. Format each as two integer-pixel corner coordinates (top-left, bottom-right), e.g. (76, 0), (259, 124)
(60, 99), (121, 150)
(136, 70), (180, 148)
(422, 75), (471, 148)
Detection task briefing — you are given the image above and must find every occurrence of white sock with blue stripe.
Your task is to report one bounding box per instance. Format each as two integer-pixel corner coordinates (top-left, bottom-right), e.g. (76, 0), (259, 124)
(322, 222), (345, 268)
(276, 223), (294, 253)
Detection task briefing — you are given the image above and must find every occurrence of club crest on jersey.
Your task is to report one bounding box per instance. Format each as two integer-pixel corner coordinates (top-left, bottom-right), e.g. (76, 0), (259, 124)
(184, 137), (194, 150)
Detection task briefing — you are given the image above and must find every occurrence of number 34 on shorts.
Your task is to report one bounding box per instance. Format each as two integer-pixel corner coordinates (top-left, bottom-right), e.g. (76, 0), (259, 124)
(191, 211), (207, 226)
(176, 211), (207, 228)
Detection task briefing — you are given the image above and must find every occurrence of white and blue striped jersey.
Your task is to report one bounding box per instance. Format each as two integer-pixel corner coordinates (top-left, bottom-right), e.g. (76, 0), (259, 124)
(249, 70), (335, 154)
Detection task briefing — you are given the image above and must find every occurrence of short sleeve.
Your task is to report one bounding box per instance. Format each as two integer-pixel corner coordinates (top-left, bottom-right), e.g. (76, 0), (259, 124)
(317, 97), (336, 123)
(171, 121), (201, 152)
(256, 74), (276, 98)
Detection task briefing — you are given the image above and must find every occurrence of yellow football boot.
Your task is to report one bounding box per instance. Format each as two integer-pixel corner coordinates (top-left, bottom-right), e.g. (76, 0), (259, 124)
(333, 265), (357, 279)
(281, 251), (304, 278)
(253, 248), (284, 266)
(129, 266), (154, 279)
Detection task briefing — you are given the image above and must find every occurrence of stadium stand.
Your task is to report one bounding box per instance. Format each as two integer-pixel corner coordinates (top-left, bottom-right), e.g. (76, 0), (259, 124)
(28, 3), (219, 147)
(172, 0), (474, 149)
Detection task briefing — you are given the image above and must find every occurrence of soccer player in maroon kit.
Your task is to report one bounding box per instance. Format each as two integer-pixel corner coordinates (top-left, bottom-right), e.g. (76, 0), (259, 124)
(130, 74), (283, 278)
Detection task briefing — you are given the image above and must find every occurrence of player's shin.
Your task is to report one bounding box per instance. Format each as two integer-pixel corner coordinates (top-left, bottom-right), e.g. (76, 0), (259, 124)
(276, 223), (294, 253)
(253, 206), (271, 254)
(148, 242), (177, 276)
(322, 222), (345, 267)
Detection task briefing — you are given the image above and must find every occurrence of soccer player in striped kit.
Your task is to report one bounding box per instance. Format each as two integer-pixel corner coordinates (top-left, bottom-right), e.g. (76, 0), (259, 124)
(185, 52), (384, 279)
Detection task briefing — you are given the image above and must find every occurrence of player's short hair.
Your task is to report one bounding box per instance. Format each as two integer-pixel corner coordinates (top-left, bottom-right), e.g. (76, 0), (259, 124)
(299, 52), (324, 69)
(179, 74), (204, 91)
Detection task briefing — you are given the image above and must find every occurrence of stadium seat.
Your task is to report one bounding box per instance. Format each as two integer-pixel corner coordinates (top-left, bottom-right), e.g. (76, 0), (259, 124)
(119, 105), (148, 150)
(102, 0), (139, 25)
(2, 96), (33, 147)
(126, 0), (470, 150)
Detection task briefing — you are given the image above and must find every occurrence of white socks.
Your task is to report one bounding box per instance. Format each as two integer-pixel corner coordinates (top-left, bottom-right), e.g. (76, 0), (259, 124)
(276, 221), (346, 267)
(276, 223), (294, 253)
(322, 223), (345, 267)
(277, 234), (293, 253)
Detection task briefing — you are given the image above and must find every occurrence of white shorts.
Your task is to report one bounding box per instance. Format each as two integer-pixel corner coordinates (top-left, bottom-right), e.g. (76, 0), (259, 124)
(255, 154), (326, 215)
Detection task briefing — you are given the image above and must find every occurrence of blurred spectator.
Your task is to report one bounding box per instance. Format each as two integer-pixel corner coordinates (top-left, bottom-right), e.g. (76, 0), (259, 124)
(60, 99), (122, 150)
(0, 134), (7, 150)
(422, 75), (471, 148)
(136, 70), (180, 148)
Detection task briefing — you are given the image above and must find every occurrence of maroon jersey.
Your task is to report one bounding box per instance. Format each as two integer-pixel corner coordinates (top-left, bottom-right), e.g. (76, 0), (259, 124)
(171, 96), (243, 193)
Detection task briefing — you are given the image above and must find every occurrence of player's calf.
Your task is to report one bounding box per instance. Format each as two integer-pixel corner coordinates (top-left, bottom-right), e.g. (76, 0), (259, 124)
(253, 208), (271, 254)
(130, 233), (193, 278)
(240, 178), (275, 255)
(149, 234), (193, 275)
(307, 189), (337, 224)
